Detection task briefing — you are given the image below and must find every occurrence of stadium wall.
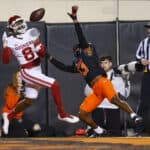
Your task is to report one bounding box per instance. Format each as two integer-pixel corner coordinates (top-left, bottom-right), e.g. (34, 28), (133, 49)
(1, 21), (150, 135)
(0, 0), (150, 23)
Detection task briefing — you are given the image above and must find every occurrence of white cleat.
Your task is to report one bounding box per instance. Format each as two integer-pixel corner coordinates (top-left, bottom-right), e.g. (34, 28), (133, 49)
(2, 113), (10, 135)
(58, 114), (79, 123)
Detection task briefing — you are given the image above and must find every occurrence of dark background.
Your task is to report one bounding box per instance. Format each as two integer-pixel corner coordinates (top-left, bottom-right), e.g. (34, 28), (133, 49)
(0, 21), (149, 135)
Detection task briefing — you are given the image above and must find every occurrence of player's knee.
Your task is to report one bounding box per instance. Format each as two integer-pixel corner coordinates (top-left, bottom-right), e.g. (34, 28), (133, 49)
(79, 109), (88, 120)
(110, 95), (120, 105)
(51, 80), (59, 89)
(25, 90), (39, 99)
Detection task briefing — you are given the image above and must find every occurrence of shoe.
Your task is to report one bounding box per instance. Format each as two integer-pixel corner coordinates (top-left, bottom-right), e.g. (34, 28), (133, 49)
(86, 128), (95, 137)
(133, 115), (143, 124)
(75, 128), (87, 136)
(133, 132), (142, 137)
(86, 129), (108, 138)
(58, 113), (79, 123)
(2, 113), (10, 135)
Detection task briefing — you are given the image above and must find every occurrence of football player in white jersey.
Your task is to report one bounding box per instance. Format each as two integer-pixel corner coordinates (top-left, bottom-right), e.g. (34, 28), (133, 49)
(2, 15), (79, 135)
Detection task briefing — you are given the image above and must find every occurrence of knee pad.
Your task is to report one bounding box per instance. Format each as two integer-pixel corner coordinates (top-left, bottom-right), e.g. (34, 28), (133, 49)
(25, 86), (39, 99)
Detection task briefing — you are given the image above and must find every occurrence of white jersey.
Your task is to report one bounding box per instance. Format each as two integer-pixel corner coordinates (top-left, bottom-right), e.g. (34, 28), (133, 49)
(84, 69), (131, 109)
(2, 28), (56, 100)
(4, 28), (39, 65)
(107, 69), (130, 98)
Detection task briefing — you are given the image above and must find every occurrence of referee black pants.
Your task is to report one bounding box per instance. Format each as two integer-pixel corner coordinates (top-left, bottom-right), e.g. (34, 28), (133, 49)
(137, 72), (150, 133)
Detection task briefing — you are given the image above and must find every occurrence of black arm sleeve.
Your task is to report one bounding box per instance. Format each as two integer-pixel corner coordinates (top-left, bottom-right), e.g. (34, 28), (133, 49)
(74, 22), (89, 49)
(113, 66), (122, 74)
(50, 57), (78, 73)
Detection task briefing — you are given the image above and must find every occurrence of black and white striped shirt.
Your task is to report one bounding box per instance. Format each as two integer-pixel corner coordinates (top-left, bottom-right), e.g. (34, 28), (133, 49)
(136, 37), (150, 70)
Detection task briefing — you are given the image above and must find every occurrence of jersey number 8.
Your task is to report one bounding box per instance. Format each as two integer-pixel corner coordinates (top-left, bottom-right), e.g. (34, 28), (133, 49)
(22, 47), (35, 61)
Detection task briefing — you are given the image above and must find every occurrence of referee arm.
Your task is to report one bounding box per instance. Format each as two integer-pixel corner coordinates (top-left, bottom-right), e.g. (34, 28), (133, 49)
(136, 40), (150, 66)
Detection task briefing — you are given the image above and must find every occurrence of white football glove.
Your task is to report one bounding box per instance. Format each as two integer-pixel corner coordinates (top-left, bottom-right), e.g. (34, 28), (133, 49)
(2, 32), (8, 47)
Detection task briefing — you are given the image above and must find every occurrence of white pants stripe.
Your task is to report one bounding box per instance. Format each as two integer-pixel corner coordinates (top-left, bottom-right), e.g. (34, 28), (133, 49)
(20, 65), (55, 99)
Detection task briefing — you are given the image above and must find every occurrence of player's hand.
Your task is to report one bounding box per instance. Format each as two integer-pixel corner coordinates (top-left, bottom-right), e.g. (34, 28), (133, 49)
(141, 58), (150, 66)
(2, 32), (8, 47)
(67, 5), (78, 20)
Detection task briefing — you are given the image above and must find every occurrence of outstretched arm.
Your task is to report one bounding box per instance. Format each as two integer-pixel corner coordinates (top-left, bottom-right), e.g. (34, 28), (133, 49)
(2, 32), (13, 64)
(68, 6), (89, 49)
(117, 61), (144, 73)
(47, 53), (78, 73)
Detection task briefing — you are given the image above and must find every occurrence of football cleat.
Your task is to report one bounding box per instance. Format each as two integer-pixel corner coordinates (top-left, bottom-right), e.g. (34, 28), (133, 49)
(86, 128), (108, 138)
(132, 115), (143, 124)
(58, 114), (79, 123)
(75, 128), (87, 136)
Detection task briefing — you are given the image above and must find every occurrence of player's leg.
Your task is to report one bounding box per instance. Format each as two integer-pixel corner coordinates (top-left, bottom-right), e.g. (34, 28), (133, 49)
(101, 77), (143, 124)
(79, 93), (106, 137)
(2, 86), (38, 135)
(51, 80), (67, 117)
(10, 85), (39, 117)
(21, 67), (79, 123)
(111, 96), (133, 113)
(51, 80), (78, 123)
(111, 96), (142, 123)
(79, 93), (100, 128)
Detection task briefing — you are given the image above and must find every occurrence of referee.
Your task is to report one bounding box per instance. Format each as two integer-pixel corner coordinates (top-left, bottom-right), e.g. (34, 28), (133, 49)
(136, 22), (150, 135)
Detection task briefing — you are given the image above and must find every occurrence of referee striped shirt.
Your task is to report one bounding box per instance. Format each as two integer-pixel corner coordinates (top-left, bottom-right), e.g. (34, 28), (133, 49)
(136, 37), (150, 71)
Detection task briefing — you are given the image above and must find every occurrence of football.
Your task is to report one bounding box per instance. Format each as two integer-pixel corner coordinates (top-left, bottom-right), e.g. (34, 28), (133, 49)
(30, 8), (45, 22)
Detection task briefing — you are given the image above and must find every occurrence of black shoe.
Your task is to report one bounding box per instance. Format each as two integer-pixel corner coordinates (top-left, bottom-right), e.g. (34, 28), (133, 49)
(86, 128), (94, 137)
(87, 129), (108, 138)
(133, 115), (143, 124)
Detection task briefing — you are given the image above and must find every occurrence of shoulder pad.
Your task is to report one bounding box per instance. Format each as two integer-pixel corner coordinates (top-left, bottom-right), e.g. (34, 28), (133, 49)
(28, 28), (40, 40)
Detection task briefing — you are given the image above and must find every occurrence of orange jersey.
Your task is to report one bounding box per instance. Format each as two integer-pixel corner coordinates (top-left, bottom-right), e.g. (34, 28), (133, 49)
(2, 84), (24, 119)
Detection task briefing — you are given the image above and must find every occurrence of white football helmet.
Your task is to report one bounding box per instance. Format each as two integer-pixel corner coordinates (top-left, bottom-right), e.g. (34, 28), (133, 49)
(8, 15), (27, 34)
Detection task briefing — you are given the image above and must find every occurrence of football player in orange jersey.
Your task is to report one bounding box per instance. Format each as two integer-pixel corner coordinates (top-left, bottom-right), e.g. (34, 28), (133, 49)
(47, 6), (143, 137)
(1, 71), (46, 137)
(2, 71), (25, 135)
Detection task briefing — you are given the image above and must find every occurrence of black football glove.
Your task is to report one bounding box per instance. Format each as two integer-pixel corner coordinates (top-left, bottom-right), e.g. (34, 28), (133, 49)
(67, 5), (78, 20)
